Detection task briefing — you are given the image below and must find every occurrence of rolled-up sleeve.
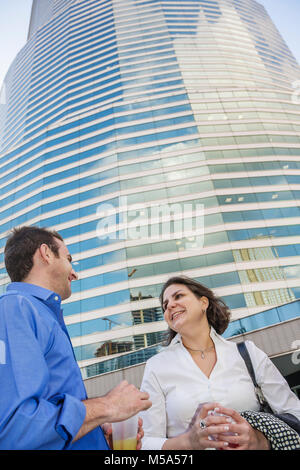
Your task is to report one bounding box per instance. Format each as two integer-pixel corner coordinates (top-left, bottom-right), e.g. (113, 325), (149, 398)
(140, 362), (168, 450)
(0, 296), (86, 450)
(49, 393), (86, 446)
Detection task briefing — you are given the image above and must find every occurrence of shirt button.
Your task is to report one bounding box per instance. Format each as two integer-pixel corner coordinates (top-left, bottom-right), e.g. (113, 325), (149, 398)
(54, 296), (59, 301)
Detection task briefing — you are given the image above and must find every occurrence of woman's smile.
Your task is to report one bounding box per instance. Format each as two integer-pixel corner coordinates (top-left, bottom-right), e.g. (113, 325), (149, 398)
(171, 309), (185, 323)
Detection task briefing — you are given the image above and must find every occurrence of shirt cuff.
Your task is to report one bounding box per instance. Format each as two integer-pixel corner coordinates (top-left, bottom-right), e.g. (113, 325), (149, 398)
(142, 436), (167, 450)
(50, 393), (86, 448)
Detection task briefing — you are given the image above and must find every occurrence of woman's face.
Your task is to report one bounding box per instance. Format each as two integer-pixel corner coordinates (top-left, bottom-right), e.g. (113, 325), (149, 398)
(162, 283), (208, 334)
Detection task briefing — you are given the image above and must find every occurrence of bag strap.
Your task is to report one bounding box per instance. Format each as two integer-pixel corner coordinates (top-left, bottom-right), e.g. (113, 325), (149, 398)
(237, 341), (272, 411)
(237, 341), (259, 388)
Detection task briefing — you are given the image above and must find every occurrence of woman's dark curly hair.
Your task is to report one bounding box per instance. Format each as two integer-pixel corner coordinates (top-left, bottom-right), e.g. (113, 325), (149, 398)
(160, 275), (231, 345)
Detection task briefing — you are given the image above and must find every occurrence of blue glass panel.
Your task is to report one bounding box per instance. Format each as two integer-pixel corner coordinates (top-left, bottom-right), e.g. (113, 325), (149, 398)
(67, 312), (134, 338)
(275, 245), (298, 257)
(243, 210), (262, 221)
(206, 251), (234, 265)
(278, 300), (300, 320)
(228, 229), (249, 242)
(292, 288), (300, 299)
(223, 212), (243, 223)
(268, 226), (287, 237)
(222, 293), (246, 309)
(262, 208), (283, 219)
(282, 265), (300, 279)
(223, 300), (300, 339)
(82, 344), (163, 377)
(223, 320), (245, 338)
(63, 289), (130, 317)
(195, 275), (213, 288)
(241, 308), (280, 331)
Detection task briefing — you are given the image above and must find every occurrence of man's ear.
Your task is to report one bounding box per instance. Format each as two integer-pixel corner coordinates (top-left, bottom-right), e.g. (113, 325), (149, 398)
(38, 243), (53, 264)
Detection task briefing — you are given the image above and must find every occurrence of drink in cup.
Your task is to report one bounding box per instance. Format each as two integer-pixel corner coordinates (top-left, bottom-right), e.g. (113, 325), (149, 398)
(112, 414), (139, 450)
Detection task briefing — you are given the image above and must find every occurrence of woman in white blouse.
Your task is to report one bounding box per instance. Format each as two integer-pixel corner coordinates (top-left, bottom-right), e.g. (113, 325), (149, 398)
(140, 276), (300, 450)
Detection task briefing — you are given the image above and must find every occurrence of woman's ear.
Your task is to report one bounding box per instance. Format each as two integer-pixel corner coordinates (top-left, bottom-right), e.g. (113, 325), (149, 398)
(201, 296), (209, 310)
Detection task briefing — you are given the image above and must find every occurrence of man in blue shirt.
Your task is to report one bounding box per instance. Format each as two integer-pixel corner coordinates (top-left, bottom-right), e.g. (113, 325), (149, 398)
(0, 226), (151, 450)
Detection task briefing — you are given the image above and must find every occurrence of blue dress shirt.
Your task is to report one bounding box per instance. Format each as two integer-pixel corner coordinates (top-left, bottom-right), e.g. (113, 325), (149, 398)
(0, 282), (110, 450)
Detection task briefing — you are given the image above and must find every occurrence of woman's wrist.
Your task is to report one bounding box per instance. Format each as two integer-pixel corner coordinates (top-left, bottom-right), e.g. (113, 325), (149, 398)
(184, 429), (195, 449)
(254, 429), (271, 450)
(162, 431), (192, 450)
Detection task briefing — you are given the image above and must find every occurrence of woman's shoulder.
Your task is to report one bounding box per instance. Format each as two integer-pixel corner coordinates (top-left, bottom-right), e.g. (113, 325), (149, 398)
(214, 332), (266, 361)
(244, 339), (268, 360)
(233, 338), (269, 372)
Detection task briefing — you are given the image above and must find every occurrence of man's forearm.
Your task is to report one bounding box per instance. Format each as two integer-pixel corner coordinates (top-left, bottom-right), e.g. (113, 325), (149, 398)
(73, 397), (110, 442)
(72, 381), (151, 443)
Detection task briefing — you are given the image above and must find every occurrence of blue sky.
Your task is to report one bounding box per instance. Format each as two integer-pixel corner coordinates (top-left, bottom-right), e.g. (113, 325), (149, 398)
(0, 0), (299, 90)
(0, 0), (32, 88)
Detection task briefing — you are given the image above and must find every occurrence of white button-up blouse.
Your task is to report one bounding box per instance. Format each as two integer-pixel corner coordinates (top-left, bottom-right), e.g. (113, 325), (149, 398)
(140, 328), (300, 450)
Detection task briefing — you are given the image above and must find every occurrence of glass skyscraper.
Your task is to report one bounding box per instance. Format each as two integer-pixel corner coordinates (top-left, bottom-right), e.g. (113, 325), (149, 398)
(0, 0), (300, 380)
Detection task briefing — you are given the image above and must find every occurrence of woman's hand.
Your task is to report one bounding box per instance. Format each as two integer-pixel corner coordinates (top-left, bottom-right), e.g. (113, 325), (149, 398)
(102, 417), (144, 450)
(186, 402), (235, 450)
(101, 422), (113, 448)
(212, 406), (271, 450)
(136, 417), (144, 450)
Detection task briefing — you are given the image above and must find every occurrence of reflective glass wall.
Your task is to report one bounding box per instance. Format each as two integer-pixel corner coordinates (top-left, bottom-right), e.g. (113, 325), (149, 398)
(0, 0), (299, 378)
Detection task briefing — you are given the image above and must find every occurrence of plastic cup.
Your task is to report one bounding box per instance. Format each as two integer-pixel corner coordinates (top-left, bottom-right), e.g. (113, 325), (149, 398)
(112, 414), (139, 450)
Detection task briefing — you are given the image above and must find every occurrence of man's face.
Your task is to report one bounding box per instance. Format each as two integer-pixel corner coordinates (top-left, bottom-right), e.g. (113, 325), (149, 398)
(49, 238), (78, 300)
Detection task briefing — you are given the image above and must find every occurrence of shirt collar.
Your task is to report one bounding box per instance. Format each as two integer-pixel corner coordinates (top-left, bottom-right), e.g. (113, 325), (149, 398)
(6, 282), (62, 320)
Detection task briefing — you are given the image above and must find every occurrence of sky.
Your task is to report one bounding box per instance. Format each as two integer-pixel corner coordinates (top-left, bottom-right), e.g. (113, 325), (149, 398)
(0, 0), (299, 90)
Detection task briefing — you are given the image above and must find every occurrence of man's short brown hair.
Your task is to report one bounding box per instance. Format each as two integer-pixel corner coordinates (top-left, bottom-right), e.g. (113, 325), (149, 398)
(4, 226), (63, 282)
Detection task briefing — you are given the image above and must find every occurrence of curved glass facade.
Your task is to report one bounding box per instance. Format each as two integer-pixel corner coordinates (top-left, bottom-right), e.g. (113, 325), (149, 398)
(0, 0), (300, 377)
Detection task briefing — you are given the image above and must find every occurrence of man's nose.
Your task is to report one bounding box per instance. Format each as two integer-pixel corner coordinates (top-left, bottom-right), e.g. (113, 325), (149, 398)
(71, 269), (78, 281)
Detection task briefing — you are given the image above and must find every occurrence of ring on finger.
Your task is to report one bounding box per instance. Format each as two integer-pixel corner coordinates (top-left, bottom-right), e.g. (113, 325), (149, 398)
(199, 419), (206, 429)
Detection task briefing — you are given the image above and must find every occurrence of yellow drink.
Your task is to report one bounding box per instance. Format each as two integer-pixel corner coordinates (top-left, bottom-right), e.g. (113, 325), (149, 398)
(113, 437), (137, 450)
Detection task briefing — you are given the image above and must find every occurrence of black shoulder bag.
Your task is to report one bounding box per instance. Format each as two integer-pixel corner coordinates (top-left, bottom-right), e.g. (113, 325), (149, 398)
(237, 341), (300, 435)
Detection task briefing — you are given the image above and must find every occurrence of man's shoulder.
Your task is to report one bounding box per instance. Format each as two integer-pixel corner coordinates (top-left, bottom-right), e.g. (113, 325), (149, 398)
(0, 289), (35, 305)
(0, 290), (47, 324)
(0, 289), (59, 348)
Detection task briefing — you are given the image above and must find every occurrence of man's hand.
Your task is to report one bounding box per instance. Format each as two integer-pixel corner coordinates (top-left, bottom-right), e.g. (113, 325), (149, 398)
(73, 381), (151, 443)
(102, 381), (151, 423)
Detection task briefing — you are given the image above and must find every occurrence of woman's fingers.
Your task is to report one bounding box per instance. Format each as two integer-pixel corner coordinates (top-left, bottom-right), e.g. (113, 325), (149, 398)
(198, 402), (221, 419)
(213, 406), (243, 424)
(205, 424), (232, 437)
(204, 438), (230, 449)
(204, 415), (233, 426)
